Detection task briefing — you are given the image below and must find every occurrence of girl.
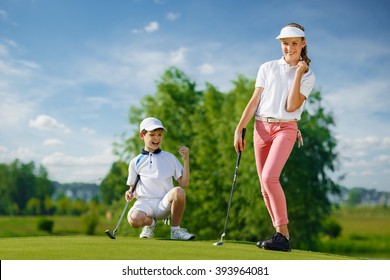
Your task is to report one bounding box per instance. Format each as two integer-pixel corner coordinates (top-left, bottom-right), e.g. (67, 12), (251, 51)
(233, 23), (315, 252)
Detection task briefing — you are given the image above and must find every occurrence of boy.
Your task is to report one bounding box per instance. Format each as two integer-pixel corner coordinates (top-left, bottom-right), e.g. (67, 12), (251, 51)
(125, 117), (195, 240)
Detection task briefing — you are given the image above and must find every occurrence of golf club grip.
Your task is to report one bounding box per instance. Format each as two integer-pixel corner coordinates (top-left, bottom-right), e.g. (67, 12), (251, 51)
(130, 174), (140, 193)
(236, 128), (246, 166)
(241, 127), (246, 141)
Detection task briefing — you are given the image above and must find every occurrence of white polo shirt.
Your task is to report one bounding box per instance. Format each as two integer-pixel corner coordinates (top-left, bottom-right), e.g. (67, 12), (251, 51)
(255, 57), (315, 120)
(127, 149), (183, 199)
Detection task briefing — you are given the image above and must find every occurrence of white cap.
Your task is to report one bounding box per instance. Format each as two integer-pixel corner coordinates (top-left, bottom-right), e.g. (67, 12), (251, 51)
(139, 117), (167, 132)
(276, 26), (305, 39)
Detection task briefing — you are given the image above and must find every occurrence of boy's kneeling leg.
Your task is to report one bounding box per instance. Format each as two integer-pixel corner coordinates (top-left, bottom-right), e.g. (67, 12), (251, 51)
(169, 187), (186, 227)
(170, 187), (186, 202)
(128, 210), (149, 228)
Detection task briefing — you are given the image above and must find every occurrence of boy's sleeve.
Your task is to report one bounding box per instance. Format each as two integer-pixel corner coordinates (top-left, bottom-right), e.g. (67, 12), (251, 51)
(173, 156), (184, 181)
(126, 158), (138, 186)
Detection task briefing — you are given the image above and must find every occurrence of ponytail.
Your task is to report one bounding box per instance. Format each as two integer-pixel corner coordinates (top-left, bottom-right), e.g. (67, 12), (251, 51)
(301, 46), (311, 67)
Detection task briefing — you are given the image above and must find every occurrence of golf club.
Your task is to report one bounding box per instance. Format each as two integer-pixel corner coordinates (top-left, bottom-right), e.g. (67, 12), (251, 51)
(105, 174), (140, 239)
(213, 128), (246, 246)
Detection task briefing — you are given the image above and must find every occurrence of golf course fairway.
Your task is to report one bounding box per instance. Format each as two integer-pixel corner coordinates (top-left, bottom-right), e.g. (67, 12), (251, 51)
(0, 236), (357, 260)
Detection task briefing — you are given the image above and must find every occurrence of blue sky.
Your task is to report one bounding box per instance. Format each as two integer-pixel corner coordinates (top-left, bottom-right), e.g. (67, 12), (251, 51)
(0, 0), (389, 192)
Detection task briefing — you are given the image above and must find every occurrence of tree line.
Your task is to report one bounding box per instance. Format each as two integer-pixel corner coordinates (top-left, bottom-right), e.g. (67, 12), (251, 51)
(0, 160), (100, 216)
(100, 67), (341, 250)
(0, 160), (53, 215)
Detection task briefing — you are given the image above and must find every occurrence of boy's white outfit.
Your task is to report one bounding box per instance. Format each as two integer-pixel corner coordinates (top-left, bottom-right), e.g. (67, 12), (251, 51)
(127, 147), (194, 240)
(127, 148), (182, 220)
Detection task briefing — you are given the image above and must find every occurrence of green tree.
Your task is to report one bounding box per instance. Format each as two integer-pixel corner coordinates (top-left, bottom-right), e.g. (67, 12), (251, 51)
(35, 165), (54, 214)
(189, 83), (229, 238)
(0, 160), (53, 215)
(10, 160), (36, 214)
(43, 196), (56, 215)
(321, 218), (342, 239)
(100, 161), (129, 204)
(346, 189), (362, 206)
(26, 197), (41, 215)
(56, 195), (72, 215)
(0, 163), (15, 214)
(71, 198), (89, 215)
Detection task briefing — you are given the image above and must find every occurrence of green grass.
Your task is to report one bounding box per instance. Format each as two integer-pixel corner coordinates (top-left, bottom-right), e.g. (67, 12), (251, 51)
(1, 206), (389, 260)
(333, 206), (390, 235)
(0, 215), (115, 237)
(0, 236), (356, 260)
(319, 206), (390, 259)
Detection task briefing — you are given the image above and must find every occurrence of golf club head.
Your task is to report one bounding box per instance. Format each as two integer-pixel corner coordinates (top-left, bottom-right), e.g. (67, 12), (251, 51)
(105, 229), (116, 239)
(213, 233), (225, 246)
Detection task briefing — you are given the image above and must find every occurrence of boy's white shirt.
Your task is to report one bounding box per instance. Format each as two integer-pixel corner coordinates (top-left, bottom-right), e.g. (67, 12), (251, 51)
(126, 150), (183, 199)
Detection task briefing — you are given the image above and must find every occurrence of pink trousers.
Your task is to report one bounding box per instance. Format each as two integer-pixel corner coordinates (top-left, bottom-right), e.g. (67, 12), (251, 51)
(254, 120), (297, 227)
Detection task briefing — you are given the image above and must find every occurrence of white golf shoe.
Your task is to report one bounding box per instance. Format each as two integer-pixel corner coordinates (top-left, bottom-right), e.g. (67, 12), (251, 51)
(139, 219), (157, 238)
(171, 228), (195, 240)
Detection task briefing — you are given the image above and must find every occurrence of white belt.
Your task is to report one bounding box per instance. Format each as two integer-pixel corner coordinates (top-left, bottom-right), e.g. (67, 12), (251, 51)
(255, 116), (297, 123)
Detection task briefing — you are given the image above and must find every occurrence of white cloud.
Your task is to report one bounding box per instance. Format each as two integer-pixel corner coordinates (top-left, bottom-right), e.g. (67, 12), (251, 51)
(29, 115), (71, 133)
(144, 21), (159, 33)
(0, 42), (40, 77)
(170, 47), (188, 64)
(42, 150), (116, 183)
(198, 63), (215, 75)
(0, 10), (7, 20)
(375, 155), (390, 164)
(0, 146), (39, 163)
(131, 21), (159, 34)
(343, 159), (372, 168)
(360, 170), (374, 176)
(166, 12), (180, 21)
(354, 136), (381, 147)
(0, 59), (38, 77)
(0, 93), (35, 126)
(3, 39), (17, 48)
(76, 49), (161, 93)
(81, 127), (96, 135)
(0, 44), (8, 56)
(86, 96), (112, 108)
(18, 60), (41, 70)
(42, 152), (112, 166)
(43, 138), (64, 146)
(131, 28), (143, 34)
(382, 137), (390, 148)
(325, 80), (389, 118)
(76, 45), (194, 94)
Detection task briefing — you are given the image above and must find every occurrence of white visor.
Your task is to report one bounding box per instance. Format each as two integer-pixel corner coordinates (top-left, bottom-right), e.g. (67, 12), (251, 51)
(276, 26), (305, 39)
